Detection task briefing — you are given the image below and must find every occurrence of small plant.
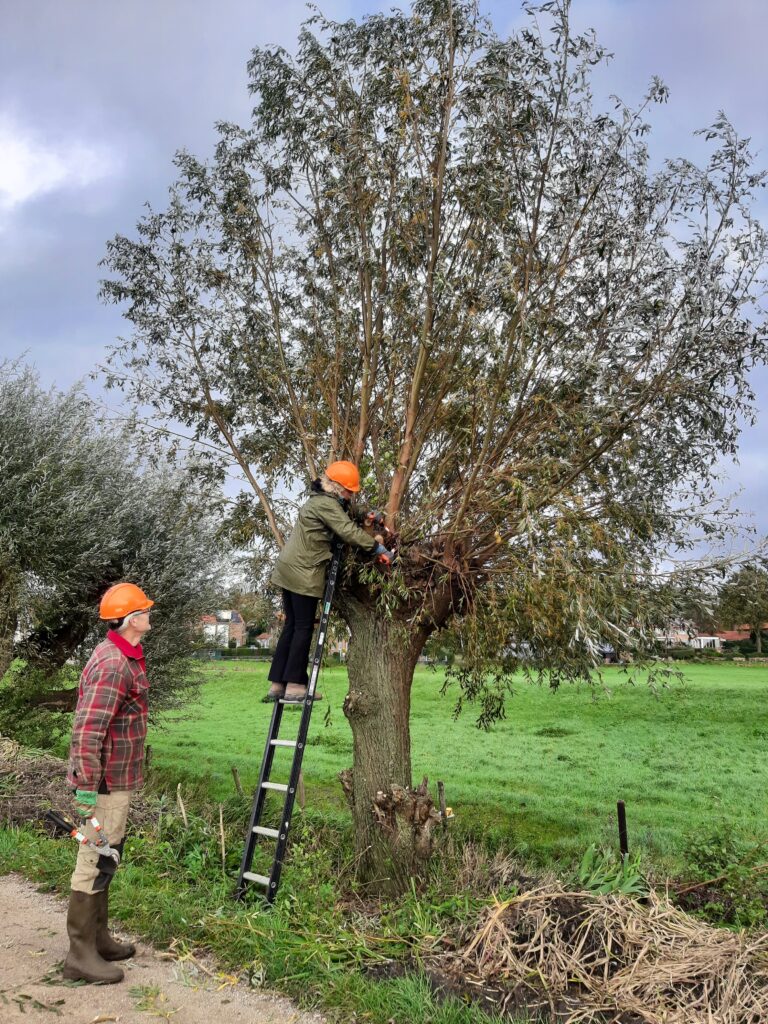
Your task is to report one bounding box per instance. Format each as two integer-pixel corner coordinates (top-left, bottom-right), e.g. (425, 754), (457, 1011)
(129, 984), (178, 1018)
(578, 844), (647, 897)
(680, 823), (768, 928)
(684, 822), (743, 879)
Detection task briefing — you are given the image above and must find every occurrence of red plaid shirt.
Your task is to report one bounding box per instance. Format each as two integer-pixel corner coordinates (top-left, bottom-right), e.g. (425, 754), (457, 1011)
(67, 630), (149, 792)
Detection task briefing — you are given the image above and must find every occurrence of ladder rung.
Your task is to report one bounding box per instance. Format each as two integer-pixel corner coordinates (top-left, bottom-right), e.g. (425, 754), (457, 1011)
(261, 781), (288, 791)
(253, 826), (279, 839)
(242, 871), (270, 886)
(270, 739), (296, 747)
(278, 698), (305, 705)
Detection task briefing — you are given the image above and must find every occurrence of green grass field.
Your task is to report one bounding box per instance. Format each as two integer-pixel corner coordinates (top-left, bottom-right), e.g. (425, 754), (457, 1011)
(149, 660), (768, 873)
(4, 659), (768, 1024)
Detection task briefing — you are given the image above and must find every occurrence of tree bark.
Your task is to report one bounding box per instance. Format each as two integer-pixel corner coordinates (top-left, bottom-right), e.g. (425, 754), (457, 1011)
(339, 593), (439, 893)
(0, 559), (19, 680)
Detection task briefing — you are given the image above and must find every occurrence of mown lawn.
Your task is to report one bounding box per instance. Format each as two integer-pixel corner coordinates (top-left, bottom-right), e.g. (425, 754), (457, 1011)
(149, 660), (768, 873)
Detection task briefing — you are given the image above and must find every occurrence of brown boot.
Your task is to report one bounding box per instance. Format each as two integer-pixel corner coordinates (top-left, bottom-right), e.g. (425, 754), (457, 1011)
(283, 684), (323, 703)
(262, 682), (286, 703)
(95, 887), (136, 961)
(62, 890), (124, 984)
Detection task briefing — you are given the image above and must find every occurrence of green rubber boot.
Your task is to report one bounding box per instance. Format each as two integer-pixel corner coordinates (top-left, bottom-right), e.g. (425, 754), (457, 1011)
(62, 891), (124, 984)
(95, 887), (136, 961)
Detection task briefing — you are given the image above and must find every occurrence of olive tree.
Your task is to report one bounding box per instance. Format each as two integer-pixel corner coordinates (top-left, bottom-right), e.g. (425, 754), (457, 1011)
(0, 363), (226, 740)
(100, 1), (768, 888)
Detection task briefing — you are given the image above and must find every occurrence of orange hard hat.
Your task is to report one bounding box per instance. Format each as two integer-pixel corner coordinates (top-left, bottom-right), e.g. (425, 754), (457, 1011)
(325, 460), (361, 493)
(99, 582), (154, 620)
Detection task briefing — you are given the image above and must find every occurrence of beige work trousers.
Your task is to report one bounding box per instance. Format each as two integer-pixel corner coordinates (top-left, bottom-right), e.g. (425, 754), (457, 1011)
(70, 790), (134, 894)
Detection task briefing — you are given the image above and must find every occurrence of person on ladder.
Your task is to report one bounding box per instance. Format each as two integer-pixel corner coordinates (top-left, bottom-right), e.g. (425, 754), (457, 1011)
(265, 461), (395, 703)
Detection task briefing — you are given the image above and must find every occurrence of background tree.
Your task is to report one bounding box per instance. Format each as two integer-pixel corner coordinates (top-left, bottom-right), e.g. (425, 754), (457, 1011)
(223, 587), (275, 639)
(100, 0), (768, 888)
(0, 362), (226, 744)
(718, 562), (768, 654)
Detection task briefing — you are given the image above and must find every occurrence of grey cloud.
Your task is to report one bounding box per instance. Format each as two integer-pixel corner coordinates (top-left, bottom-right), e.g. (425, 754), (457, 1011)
(0, 0), (357, 387)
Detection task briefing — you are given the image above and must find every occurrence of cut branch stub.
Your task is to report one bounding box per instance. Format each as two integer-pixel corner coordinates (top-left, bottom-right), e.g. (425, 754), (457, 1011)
(372, 775), (442, 862)
(339, 768), (355, 809)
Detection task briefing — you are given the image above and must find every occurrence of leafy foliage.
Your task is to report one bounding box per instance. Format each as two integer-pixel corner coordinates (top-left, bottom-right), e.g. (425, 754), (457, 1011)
(101, 0), (767, 678)
(681, 822), (768, 928)
(578, 844), (647, 897)
(718, 561), (768, 654)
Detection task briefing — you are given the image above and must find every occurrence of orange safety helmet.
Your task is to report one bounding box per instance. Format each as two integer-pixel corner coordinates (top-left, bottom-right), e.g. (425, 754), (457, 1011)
(325, 460), (361, 493)
(99, 582), (154, 621)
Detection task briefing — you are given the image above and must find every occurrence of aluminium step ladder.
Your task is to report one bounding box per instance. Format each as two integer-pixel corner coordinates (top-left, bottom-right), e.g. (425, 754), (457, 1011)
(235, 542), (343, 903)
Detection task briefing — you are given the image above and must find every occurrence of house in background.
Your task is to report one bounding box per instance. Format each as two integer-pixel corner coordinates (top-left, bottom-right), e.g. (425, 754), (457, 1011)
(253, 631), (275, 649)
(201, 610), (246, 648)
(716, 623), (768, 644)
(691, 635), (722, 650)
(330, 636), (349, 659)
(654, 626), (693, 647)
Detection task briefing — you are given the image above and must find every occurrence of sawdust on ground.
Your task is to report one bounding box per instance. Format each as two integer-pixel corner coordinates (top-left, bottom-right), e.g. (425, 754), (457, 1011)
(0, 874), (326, 1024)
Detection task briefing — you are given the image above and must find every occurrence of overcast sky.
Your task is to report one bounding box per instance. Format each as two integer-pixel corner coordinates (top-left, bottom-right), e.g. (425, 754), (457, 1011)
(1, 0), (766, 545)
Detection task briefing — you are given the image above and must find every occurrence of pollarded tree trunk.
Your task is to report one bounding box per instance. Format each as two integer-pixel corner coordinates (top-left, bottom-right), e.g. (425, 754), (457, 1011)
(339, 593), (442, 893)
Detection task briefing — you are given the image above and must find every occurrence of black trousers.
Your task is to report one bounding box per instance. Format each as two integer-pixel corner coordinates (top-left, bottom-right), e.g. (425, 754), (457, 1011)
(268, 590), (319, 686)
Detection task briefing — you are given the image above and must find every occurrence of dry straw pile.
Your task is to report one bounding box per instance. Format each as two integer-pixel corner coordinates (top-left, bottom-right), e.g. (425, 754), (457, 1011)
(436, 883), (768, 1023)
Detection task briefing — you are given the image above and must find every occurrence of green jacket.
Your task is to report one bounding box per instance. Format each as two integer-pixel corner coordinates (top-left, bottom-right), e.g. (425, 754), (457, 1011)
(271, 491), (378, 598)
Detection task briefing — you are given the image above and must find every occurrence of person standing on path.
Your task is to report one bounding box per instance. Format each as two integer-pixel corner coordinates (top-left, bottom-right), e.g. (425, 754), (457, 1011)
(64, 582), (154, 984)
(266, 461), (395, 703)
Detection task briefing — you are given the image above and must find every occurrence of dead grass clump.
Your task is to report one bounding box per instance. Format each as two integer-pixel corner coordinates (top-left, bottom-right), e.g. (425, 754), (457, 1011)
(0, 736), (154, 830)
(457, 840), (550, 896)
(435, 883), (768, 1023)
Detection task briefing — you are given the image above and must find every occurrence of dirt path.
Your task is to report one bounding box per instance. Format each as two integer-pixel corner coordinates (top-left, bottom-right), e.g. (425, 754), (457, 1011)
(0, 874), (325, 1024)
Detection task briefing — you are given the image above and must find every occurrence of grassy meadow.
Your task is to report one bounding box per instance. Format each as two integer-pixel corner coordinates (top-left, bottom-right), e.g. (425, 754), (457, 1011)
(148, 660), (768, 874)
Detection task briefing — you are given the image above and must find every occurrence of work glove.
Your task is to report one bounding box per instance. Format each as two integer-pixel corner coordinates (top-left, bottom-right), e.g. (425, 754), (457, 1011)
(374, 543), (396, 566)
(74, 789), (98, 818)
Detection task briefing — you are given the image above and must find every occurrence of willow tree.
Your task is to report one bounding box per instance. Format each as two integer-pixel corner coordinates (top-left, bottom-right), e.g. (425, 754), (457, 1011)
(101, 0), (768, 887)
(718, 562), (768, 654)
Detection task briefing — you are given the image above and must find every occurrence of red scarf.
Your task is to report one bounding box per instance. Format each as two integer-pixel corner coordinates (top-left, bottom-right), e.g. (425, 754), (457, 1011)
(107, 629), (147, 676)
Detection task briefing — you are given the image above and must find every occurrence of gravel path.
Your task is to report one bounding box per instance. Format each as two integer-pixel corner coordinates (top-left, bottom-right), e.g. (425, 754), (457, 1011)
(0, 874), (325, 1024)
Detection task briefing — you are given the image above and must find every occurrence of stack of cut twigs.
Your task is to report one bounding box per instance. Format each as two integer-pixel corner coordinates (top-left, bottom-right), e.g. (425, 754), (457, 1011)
(0, 736), (154, 830)
(435, 884), (768, 1023)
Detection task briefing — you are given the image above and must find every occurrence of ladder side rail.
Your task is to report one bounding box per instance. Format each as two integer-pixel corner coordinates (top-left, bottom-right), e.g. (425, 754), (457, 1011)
(235, 700), (283, 898)
(265, 543), (343, 902)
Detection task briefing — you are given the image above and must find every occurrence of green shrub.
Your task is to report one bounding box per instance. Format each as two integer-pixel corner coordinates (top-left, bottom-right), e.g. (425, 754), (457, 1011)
(681, 822), (768, 928)
(242, 646), (271, 658)
(0, 662), (73, 750)
(664, 647), (695, 660)
(215, 646), (270, 658)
